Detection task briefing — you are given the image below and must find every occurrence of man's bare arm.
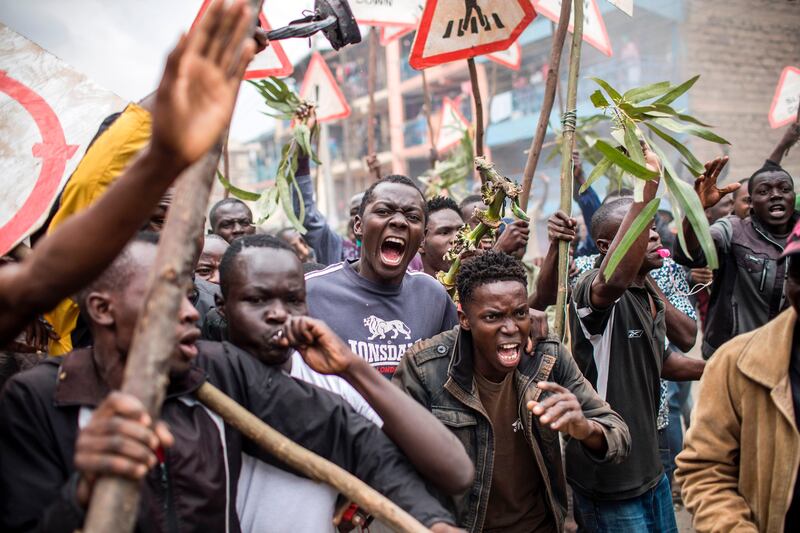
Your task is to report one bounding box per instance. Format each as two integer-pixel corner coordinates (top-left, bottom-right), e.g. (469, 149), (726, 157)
(647, 277), (697, 352)
(591, 148), (661, 308)
(0, 0), (255, 345)
(768, 123), (800, 165)
(681, 156), (739, 255)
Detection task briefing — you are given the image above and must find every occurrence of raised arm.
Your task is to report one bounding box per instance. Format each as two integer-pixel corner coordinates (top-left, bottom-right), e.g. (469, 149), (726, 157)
(291, 156), (345, 265)
(768, 123), (800, 165)
(530, 211), (576, 310)
(0, 0), (256, 345)
(280, 316), (474, 495)
(591, 148), (661, 308)
(676, 156), (739, 264)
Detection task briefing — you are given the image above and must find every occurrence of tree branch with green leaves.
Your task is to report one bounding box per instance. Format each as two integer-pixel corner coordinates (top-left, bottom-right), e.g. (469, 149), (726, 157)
(585, 76), (730, 278)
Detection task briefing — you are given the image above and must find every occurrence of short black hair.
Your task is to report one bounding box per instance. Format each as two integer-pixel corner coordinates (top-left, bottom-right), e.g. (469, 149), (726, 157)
(603, 187), (634, 203)
(209, 198), (253, 228)
(218, 234), (294, 297)
(456, 250), (527, 305)
(76, 232), (160, 315)
(748, 160), (794, 192)
(591, 197), (634, 242)
(459, 194), (483, 212)
(357, 175), (426, 218)
(427, 196), (462, 218)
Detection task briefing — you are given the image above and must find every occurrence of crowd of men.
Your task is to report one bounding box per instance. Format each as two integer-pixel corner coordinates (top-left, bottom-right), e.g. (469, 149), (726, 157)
(1, 1), (800, 532)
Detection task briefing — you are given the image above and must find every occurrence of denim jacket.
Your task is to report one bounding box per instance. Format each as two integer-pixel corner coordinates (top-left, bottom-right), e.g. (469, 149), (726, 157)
(393, 327), (631, 532)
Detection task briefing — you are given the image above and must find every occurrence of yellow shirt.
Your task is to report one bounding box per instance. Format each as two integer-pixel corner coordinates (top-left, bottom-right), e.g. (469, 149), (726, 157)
(45, 103), (152, 354)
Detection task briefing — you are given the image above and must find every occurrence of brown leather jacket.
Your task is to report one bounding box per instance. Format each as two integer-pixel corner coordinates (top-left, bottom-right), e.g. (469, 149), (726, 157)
(677, 308), (800, 532)
(393, 327), (631, 532)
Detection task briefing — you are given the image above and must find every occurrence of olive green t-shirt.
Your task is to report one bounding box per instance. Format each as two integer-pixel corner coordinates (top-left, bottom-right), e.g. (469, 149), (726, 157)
(474, 371), (555, 532)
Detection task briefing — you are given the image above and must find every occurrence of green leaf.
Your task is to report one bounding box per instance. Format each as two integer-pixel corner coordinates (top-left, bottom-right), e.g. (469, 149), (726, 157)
(652, 118), (730, 145)
(649, 141), (718, 269)
(253, 186), (279, 224)
(602, 198), (661, 280)
(654, 75), (699, 105)
(216, 171), (261, 201)
(622, 81), (672, 104)
(590, 90), (610, 108)
(591, 77), (623, 104)
(622, 117), (645, 168)
(645, 122), (706, 175)
(277, 171), (306, 235)
(675, 113), (712, 128)
(579, 157), (612, 193)
(594, 140), (659, 181)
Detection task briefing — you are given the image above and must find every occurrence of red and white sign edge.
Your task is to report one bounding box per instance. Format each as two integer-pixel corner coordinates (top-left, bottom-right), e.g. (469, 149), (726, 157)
(380, 24), (415, 46)
(352, 0), (423, 28)
(769, 66), (800, 129)
(299, 52), (351, 123)
(436, 97), (470, 153)
(533, 0), (613, 57)
(410, 0), (536, 70)
(0, 23), (125, 255)
(605, 0), (633, 17)
(193, 0), (293, 78)
(486, 41), (522, 70)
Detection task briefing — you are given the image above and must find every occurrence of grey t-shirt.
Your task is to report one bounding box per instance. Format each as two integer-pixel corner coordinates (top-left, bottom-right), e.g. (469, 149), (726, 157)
(305, 261), (458, 378)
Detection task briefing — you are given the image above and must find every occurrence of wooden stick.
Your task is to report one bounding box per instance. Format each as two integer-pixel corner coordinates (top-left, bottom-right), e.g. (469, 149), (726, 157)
(467, 58), (485, 161)
(366, 27), (381, 180)
(222, 132), (231, 199)
(554, 0), (584, 339)
(196, 382), (431, 533)
(421, 69), (438, 170)
(518, 0), (572, 210)
(82, 146), (223, 533)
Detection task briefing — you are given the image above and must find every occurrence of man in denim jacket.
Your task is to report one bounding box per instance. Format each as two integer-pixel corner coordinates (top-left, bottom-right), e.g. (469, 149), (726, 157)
(393, 251), (630, 532)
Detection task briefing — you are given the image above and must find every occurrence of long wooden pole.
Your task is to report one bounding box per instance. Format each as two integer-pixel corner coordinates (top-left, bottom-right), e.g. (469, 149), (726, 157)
(554, 0), (584, 339)
(518, 0), (572, 210)
(366, 27), (381, 179)
(421, 69), (438, 170)
(467, 58), (485, 160)
(196, 383), (431, 533)
(82, 146), (223, 533)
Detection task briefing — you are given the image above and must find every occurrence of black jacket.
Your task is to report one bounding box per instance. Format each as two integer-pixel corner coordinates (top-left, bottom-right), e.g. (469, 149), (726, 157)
(674, 213), (797, 359)
(0, 341), (454, 532)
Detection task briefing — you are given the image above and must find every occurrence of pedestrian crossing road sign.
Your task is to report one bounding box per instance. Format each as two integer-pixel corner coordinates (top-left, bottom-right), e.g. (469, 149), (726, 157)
(409, 0), (536, 70)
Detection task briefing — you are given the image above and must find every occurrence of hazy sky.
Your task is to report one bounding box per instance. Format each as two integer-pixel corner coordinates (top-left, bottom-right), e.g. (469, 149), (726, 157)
(0, 0), (317, 141)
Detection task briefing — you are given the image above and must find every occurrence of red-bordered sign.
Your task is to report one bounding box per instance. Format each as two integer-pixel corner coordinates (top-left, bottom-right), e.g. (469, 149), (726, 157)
(0, 70), (78, 254)
(769, 66), (800, 129)
(486, 41), (522, 70)
(352, 0), (422, 28)
(380, 24), (415, 46)
(299, 52), (350, 123)
(410, 0), (536, 70)
(533, 0), (613, 57)
(436, 96), (471, 152)
(192, 0), (293, 78)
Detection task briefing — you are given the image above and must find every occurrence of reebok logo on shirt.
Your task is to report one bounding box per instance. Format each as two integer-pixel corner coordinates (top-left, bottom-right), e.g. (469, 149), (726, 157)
(628, 329), (644, 338)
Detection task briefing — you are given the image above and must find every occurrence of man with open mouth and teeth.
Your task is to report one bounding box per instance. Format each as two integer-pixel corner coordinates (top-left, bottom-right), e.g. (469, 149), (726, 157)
(568, 146), (705, 532)
(674, 156), (798, 360)
(393, 250), (631, 533)
(305, 175), (458, 379)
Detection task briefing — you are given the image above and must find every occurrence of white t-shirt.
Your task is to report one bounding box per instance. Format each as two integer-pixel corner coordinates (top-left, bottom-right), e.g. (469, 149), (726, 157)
(236, 352), (382, 533)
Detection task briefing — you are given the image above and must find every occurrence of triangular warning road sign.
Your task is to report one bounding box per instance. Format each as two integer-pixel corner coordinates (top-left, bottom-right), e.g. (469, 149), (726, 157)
(410, 0), (536, 70)
(533, 0), (613, 57)
(192, 0), (293, 78)
(380, 24), (416, 46)
(299, 52), (350, 123)
(436, 97), (470, 153)
(486, 41), (522, 70)
(352, 0), (423, 27)
(769, 66), (800, 128)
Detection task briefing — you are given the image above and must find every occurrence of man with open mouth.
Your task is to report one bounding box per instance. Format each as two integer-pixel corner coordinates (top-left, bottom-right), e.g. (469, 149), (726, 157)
(394, 250), (631, 532)
(675, 156), (798, 360)
(305, 175), (458, 379)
